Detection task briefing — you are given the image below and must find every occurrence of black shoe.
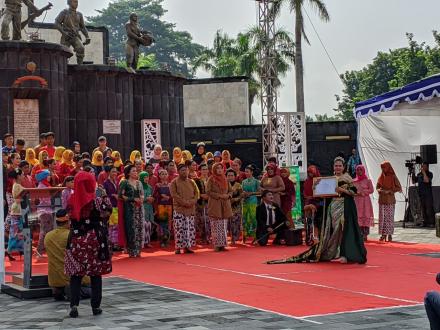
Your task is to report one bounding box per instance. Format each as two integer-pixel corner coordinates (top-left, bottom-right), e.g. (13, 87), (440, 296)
(92, 308), (102, 316)
(69, 306), (79, 318)
(184, 248), (194, 254)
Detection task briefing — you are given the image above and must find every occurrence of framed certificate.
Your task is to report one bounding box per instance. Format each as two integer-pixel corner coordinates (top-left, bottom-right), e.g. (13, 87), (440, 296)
(313, 176), (338, 197)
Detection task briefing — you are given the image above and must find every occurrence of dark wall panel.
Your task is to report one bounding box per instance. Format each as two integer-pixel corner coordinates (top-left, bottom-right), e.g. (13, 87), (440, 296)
(68, 67), (185, 159)
(185, 121), (357, 176)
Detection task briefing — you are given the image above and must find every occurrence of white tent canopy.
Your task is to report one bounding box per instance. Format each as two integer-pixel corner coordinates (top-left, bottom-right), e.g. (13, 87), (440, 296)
(355, 75), (440, 221)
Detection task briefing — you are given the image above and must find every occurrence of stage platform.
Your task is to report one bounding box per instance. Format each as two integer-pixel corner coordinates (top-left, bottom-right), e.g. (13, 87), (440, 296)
(3, 239), (439, 329)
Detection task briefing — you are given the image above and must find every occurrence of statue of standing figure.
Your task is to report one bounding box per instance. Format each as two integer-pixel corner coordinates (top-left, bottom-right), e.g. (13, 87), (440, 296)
(1, 0), (52, 40)
(54, 0), (90, 65)
(125, 13), (154, 73)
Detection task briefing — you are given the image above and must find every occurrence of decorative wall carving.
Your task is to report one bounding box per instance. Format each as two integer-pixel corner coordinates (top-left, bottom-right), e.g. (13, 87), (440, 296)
(141, 119), (161, 161)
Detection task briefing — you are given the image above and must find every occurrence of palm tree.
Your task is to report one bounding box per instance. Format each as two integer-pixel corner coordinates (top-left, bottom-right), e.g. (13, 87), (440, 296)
(192, 28), (295, 120)
(275, 0), (330, 113)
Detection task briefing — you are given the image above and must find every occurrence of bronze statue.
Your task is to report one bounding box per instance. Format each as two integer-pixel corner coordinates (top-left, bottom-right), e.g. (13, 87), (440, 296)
(1, 0), (52, 40)
(125, 13), (154, 73)
(54, 0), (90, 65)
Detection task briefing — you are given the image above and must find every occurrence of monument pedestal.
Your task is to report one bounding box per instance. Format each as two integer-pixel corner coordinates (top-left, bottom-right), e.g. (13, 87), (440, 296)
(0, 40), (72, 146)
(1, 275), (52, 299)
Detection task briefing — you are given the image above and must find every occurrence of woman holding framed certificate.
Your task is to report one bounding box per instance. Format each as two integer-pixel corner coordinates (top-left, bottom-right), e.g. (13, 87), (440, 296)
(267, 157), (367, 264)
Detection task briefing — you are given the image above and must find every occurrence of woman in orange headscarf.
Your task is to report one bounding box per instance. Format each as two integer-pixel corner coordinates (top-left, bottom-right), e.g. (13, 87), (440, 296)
(31, 150), (49, 183)
(57, 149), (75, 183)
(57, 149), (75, 182)
(206, 163), (232, 251)
(221, 150), (234, 170)
(376, 161), (402, 242)
(173, 147), (183, 165)
(25, 148), (39, 167)
(54, 146), (66, 164)
(111, 151), (124, 173)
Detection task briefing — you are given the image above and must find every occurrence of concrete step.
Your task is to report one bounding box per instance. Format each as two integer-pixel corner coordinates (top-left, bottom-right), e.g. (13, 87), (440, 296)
(1, 283), (52, 299)
(12, 274), (49, 289)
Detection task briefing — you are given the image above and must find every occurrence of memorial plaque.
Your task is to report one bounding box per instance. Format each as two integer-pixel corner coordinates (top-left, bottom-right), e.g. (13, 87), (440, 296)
(13, 99), (39, 147)
(103, 120), (121, 134)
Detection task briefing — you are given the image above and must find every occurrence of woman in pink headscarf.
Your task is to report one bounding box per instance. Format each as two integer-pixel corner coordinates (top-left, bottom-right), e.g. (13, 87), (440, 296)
(353, 165), (374, 241)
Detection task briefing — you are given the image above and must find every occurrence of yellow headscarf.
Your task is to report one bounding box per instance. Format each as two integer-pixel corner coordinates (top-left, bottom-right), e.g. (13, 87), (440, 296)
(25, 148), (39, 166)
(182, 150), (192, 163)
(173, 147), (183, 164)
(92, 150), (104, 166)
(130, 150), (142, 164)
(38, 150), (49, 167)
(54, 146), (66, 162)
(112, 151), (123, 168)
(61, 149), (74, 166)
(206, 152), (214, 160)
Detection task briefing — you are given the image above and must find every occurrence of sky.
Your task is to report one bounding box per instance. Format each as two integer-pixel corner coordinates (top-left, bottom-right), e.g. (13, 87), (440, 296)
(36, 0), (440, 119)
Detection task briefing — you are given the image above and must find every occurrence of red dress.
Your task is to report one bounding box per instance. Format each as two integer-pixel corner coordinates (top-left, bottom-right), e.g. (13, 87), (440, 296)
(65, 199), (112, 277)
(57, 163), (74, 183)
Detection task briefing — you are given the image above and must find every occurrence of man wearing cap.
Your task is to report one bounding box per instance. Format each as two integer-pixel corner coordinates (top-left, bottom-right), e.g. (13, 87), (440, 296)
(40, 132), (56, 158)
(213, 151), (222, 164)
(93, 136), (110, 157)
(45, 209), (90, 301)
(193, 142), (206, 165)
(169, 164), (199, 254)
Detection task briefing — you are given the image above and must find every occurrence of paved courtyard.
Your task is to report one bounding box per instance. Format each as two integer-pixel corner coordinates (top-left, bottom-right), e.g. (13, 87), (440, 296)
(0, 277), (430, 330)
(369, 222), (438, 244)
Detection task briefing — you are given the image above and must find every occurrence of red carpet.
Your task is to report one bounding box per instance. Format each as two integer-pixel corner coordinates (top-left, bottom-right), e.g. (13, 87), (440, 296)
(5, 240), (440, 317)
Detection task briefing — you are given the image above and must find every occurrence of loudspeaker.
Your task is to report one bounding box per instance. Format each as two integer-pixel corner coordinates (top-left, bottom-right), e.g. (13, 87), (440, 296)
(420, 145), (437, 164)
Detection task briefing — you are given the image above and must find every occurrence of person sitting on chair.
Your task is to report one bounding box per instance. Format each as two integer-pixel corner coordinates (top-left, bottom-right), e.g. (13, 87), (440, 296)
(256, 190), (287, 246)
(45, 209), (90, 301)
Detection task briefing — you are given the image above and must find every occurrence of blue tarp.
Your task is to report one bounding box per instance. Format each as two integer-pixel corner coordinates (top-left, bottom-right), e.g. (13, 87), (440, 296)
(354, 74), (440, 118)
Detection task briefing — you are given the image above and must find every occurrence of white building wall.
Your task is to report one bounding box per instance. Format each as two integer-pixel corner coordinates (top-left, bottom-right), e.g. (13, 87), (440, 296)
(183, 81), (249, 127)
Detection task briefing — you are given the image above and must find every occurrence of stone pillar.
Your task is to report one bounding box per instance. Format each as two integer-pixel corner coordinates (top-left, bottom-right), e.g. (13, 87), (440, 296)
(0, 41), (72, 146)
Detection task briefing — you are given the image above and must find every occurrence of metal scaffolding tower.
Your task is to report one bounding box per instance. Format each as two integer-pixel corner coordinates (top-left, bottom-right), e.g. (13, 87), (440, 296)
(257, 0), (279, 167)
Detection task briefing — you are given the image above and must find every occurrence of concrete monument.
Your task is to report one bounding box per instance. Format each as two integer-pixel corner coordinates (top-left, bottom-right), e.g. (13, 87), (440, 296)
(54, 0), (90, 65)
(125, 12), (154, 73)
(0, 0), (52, 40)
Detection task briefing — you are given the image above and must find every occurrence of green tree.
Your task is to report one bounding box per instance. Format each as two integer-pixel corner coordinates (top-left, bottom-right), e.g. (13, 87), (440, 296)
(117, 53), (159, 70)
(334, 32), (440, 120)
(87, 0), (204, 77)
(193, 28), (295, 112)
(274, 0), (330, 113)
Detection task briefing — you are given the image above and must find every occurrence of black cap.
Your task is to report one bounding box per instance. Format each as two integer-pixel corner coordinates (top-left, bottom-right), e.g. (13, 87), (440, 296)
(56, 209), (68, 220)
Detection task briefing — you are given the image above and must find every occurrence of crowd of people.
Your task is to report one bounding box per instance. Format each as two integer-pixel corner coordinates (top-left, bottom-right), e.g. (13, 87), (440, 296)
(2, 132), (413, 259)
(0, 131), (422, 317)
